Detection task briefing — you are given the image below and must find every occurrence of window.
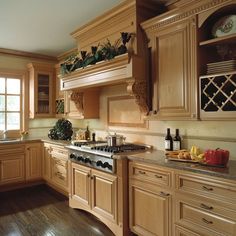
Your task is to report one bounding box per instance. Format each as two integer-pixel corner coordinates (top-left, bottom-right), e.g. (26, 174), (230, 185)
(0, 76), (22, 131)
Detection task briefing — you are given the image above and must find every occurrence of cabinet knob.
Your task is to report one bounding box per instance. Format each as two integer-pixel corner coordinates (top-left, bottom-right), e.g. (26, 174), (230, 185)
(90, 176), (94, 180)
(138, 170), (146, 175)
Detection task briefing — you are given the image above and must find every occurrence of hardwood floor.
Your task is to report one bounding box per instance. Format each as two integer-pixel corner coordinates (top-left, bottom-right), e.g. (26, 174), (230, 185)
(0, 185), (115, 236)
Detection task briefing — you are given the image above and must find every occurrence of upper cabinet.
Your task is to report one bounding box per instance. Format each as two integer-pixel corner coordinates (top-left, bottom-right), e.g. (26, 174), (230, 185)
(142, 13), (198, 120)
(28, 62), (55, 118)
(142, 0), (236, 121)
(198, 1), (236, 120)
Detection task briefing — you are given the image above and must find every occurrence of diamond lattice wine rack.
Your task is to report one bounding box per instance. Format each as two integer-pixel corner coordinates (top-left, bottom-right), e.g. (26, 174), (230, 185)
(200, 72), (236, 119)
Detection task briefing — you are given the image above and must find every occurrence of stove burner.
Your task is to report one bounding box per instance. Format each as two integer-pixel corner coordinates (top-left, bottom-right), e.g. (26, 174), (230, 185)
(92, 144), (146, 153)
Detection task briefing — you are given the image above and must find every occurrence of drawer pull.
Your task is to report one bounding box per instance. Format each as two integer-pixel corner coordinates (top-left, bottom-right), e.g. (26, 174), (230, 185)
(160, 191), (170, 197)
(200, 203), (213, 210)
(202, 186), (213, 191)
(138, 170), (146, 175)
(202, 218), (213, 224)
(155, 174), (163, 179)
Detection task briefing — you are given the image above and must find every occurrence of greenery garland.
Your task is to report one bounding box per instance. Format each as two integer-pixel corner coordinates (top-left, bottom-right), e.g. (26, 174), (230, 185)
(60, 32), (133, 76)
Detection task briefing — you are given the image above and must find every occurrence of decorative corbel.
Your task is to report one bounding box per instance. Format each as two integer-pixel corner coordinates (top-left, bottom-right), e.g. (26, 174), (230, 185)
(70, 91), (84, 115)
(127, 79), (149, 115)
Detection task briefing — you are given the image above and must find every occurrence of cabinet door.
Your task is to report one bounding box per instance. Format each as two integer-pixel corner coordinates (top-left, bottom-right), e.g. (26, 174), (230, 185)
(28, 63), (55, 118)
(43, 144), (51, 181)
(0, 155), (24, 185)
(152, 16), (197, 120)
(25, 143), (42, 180)
(129, 181), (171, 236)
(91, 170), (118, 223)
(71, 163), (91, 209)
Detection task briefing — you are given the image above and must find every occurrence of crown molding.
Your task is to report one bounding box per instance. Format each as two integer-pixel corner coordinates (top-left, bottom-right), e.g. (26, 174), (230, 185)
(0, 48), (57, 62)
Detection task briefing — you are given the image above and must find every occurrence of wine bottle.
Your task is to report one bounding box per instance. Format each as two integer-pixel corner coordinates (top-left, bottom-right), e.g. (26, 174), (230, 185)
(85, 126), (90, 141)
(173, 129), (181, 151)
(165, 128), (173, 151)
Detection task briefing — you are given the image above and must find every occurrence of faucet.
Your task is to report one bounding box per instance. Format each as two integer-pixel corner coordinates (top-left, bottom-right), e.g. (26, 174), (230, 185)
(3, 130), (7, 139)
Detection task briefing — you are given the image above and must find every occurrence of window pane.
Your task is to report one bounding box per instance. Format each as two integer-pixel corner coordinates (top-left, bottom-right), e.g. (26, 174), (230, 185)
(7, 96), (20, 111)
(0, 113), (5, 130)
(7, 78), (20, 94)
(0, 78), (5, 93)
(7, 113), (20, 130)
(0, 95), (5, 111)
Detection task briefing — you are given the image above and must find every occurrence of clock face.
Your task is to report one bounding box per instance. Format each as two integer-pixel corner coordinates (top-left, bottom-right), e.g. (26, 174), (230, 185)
(212, 15), (236, 38)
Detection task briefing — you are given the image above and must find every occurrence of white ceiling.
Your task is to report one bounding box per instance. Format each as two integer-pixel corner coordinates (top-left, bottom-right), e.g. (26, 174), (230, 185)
(0, 0), (123, 57)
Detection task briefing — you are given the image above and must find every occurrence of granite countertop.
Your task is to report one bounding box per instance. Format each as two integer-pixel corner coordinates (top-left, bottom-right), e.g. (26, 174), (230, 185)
(0, 137), (70, 147)
(127, 150), (236, 181)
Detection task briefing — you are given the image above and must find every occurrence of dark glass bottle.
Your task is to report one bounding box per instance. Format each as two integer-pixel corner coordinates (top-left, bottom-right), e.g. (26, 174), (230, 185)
(85, 126), (90, 141)
(165, 128), (173, 151)
(173, 129), (181, 151)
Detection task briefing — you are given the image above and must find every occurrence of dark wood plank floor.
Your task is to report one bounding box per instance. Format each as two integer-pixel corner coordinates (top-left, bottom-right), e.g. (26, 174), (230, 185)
(0, 185), (115, 236)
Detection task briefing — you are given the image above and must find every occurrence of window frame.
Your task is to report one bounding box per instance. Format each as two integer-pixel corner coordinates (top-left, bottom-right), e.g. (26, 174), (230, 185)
(0, 69), (27, 136)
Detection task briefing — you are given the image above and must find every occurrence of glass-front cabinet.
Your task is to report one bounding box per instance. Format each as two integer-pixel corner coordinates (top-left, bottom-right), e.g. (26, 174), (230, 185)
(27, 62), (55, 118)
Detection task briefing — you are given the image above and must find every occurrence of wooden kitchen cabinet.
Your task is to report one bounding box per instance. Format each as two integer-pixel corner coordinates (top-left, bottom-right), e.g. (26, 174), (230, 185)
(42, 143), (69, 194)
(0, 144), (25, 185)
(28, 62), (55, 118)
(25, 142), (42, 181)
(198, 3), (236, 120)
(142, 16), (198, 120)
(129, 162), (172, 236)
(175, 172), (236, 236)
(70, 162), (118, 223)
(42, 143), (51, 181)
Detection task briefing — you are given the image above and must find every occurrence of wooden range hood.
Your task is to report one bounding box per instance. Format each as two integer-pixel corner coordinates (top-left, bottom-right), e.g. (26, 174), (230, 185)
(60, 0), (164, 114)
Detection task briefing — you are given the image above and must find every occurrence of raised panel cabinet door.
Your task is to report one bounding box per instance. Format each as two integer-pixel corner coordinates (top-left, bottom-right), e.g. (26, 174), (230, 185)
(153, 16), (197, 120)
(129, 183), (170, 236)
(25, 143), (42, 180)
(0, 156), (24, 184)
(91, 170), (118, 223)
(42, 144), (51, 181)
(27, 63), (55, 118)
(71, 164), (91, 209)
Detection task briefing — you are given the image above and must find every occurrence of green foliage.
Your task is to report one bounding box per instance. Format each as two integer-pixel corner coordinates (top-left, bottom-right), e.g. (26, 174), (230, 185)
(48, 118), (73, 140)
(60, 32), (133, 75)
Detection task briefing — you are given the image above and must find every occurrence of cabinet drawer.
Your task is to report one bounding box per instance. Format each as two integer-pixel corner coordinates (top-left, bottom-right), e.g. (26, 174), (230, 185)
(129, 162), (171, 187)
(52, 163), (67, 186)
(0, 144), (25, 157)
(178, 200), (236, 235)
(51, 146), (68, 159)
(176, 174), (236, 202)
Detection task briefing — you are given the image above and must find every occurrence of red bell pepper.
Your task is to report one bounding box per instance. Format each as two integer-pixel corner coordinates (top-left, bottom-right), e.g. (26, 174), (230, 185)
(204, 148), (229, 166)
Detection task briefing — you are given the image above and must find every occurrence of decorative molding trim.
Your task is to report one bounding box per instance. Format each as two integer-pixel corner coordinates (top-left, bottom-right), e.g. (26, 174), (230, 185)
(127, 79), (149, 115)
(70, 91), (84, 116)
(0, 48), (57, 62)
(142, 0), (232, 33)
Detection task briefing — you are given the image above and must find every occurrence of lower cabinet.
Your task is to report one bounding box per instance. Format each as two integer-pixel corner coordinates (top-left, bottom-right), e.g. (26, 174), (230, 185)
(0, 144), (25, 185)
(174, 225), (200, 236)
(129, 182), (171, 236)
(43, 142), (69, 194)
(71, 163), (118, 223)
(25, 143), (42, 180)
